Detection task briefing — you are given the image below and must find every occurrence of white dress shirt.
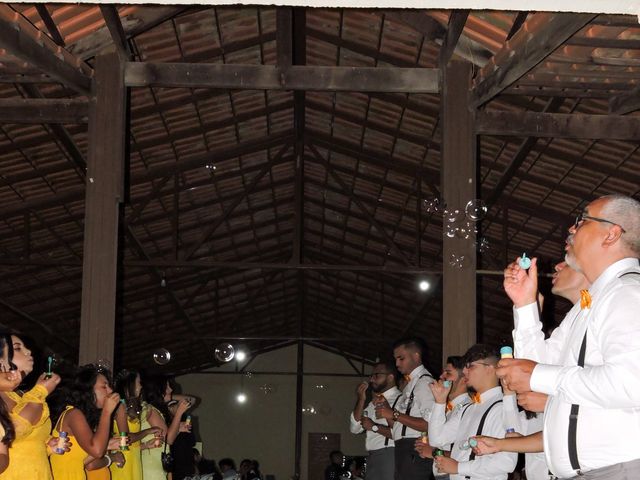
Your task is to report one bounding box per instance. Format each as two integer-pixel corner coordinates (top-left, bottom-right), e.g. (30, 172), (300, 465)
(502, 394), (549, 480)
(514, 258), (640, 478)
(392, 364), (435, 440)
(429, 386), (517, 479)
(349, 386), (402, 451)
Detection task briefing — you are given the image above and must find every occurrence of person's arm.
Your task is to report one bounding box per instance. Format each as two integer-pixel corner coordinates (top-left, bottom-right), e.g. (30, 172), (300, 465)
(473, 431), (543, 454)
(455, 406), (518, 478)
(351, 382), (367, 424)
(141, 407), (166, 450)
(359, 416), (392, 439)
(65, 393), (120, 458)
(0, 441), (8, 474)
(383, 378), (434, 433)
(166, 398), (190, 445)
(531, 286), (640, 408)
(16, 374), (60, 425)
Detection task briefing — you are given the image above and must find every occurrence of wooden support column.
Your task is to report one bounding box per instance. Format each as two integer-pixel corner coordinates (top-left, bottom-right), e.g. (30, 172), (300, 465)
(79, 52), (126, 365)
(441, 61), (476, 362)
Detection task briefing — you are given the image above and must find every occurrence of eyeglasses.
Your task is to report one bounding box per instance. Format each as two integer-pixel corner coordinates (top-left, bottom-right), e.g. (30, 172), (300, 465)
(574, 212), (626, 233)
(464, 362), (492, 370)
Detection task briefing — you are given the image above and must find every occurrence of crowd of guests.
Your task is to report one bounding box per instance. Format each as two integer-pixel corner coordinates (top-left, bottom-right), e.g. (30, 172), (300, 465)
(0, 333), (264, 480)
(348, 194), (640, 480)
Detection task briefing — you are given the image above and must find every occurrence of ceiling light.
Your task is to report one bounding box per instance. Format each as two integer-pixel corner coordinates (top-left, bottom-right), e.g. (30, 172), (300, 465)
(235, 350), (246, 362)
(418, 280), (430, 291)
(236, 393), (247, 404)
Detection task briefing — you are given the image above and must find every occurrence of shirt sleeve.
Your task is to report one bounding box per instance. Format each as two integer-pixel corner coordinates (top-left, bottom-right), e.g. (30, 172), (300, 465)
(413, 378), (436, 421)
(513, 302), (574, 364)
(501, 394), (524, 434)
(349, 412), (364, 434)
(456, 405), (518, 478)
(531, 284), (640, 409)
(428, 403), (460, 447)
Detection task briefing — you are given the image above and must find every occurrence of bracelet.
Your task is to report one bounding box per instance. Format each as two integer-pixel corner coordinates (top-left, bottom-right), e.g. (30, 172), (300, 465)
(104, 454), (112, 468)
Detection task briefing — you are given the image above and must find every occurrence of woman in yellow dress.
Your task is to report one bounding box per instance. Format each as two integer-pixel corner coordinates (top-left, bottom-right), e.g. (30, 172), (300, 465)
(0, 334), (67, 480)
(50, 364), (122, 480)
(0, 334), (22, 474)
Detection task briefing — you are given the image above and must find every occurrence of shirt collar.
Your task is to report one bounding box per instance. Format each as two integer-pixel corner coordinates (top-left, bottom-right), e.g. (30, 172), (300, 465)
(382, 386), (402, 400)
(477, 386), (502, 403)
(404, 365), (427, 391)
(451, 392), (471, 406)
(589, 258), (640, 298)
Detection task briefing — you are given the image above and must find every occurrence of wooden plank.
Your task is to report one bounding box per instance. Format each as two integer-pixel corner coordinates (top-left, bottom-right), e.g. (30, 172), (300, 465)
(471, 12), (595, 108)
(439, 10), (469, 67)
(0, 98), (88, 124)
(78, 52), (126, 365)
(476, 110), (640, 140)
(0, 5), (91, 94)
(35, 4), (65, 46)
(609, 85), (640, 115)
(99, 5), (132, 60)
(506, 12), (529, 40)
(441, 61), (476, 363)
(124, 62), (440, 93)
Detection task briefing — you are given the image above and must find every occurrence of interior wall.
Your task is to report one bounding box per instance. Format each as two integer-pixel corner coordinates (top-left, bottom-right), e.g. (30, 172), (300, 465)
(177, 344), (371, 480)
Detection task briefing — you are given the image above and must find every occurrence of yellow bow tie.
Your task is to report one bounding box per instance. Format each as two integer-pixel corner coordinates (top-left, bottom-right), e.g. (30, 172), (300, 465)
(446, 401), (454, 412)
(580, 289), (592, 309)
(471, 392), (481, 404)
(404, 374), (411, 382)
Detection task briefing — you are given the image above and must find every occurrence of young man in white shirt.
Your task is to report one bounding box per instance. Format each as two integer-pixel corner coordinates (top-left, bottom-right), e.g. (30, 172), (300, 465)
(374, 337), (435, 480)
(428, 344), (517, 480)
(349, 360), (401, 480)
(499, 194), (640, 479)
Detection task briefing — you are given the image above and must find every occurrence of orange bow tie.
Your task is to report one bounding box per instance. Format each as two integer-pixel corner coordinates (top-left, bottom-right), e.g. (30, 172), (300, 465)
(446, 401), (454, 412)
(580, 289), (592, 309)
(404, 374), (411, 382)
(471, 392), (481, 404)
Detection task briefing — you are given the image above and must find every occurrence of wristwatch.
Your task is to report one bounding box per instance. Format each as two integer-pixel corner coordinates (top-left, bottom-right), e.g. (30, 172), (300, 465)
(371, 425), (379, 433)
(392, 409), (401, 421)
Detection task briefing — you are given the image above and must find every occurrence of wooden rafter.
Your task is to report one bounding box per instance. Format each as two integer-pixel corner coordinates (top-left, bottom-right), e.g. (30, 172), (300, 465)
(124, 63), (440, 93)
(0, 5), (91, 94)
(99, 5), (132, 60)
(34, 5), (65, 47)
(470, 12), (596, 108)
(439, 10), (469, 67)
(0, 98), (88, 124)
(609, 85), (640, 115)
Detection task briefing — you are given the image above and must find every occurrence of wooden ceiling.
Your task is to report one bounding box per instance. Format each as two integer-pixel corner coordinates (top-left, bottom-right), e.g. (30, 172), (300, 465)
(0, 5), (638, 373)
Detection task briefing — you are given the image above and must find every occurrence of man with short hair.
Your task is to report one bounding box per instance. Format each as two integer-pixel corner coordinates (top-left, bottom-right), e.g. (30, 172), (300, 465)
(349, 360), (401, 480)
(499, 194), (640, 479)
(375, 337), (435, 480)
(428, 344), (517, 479)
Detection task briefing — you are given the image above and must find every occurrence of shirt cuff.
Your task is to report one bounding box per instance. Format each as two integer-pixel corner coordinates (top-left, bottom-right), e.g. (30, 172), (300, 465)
(530, 363), (563, 395)
(513, 302), (539, 330)
(456, 461), (472, 476)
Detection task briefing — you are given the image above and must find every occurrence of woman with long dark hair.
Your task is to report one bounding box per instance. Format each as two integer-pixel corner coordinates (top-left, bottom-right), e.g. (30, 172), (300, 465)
(0, 334), (21, 474)
(50, 364), (122, 480)
(0, 333), (67, 480)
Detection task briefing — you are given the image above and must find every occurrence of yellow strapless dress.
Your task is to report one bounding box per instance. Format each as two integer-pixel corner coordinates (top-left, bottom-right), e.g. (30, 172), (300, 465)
(1, 385), (52, 480)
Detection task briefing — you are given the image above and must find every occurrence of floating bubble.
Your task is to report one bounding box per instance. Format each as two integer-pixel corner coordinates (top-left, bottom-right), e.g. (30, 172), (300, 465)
(244, 371), (253, 379)
(315, 384), (328, 390)
(96, 358), (112, 372)
(423, 197), (445, 215)
(476, 237), (490, 253)
(444, 208), (464, 224)
(214, 343), (235, 363)
(153, 348), (172, 366)
(449, 254), (466, 269)
(259, 384), (274, 395)
(444, 223), (457, 238)
(465, 199), (488, 222)
(456, 221), (475, 240)
(302, 405), (317, 416)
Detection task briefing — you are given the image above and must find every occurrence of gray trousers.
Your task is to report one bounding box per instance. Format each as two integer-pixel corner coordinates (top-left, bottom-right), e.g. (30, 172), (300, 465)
(365, 447), (394, 480)
(394, 438), (434, 480)
(565, 458), (640, 480)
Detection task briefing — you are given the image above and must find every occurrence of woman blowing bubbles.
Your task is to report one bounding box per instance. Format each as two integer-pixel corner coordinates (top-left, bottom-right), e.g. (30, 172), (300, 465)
(0, 333), (70, 480)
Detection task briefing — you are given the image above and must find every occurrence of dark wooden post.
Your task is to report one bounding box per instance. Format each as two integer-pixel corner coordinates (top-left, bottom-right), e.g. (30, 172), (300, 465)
(79, 52), (126, 365)
(441, 61), (477, 362)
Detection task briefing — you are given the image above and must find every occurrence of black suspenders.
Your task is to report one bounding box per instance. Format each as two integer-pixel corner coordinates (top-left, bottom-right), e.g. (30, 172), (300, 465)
(401, 373), (432, 437)
(384, 395), (401, 447)
(567, 270), (640, 473)
(464, 399), (503, 480)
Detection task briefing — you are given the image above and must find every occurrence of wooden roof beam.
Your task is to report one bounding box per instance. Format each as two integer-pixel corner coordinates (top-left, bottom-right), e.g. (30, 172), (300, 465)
(0, 98), (88, 124)
(124, 62), (439, 93)
(439, 10), (469, 67)
(34, 5), (65, 47)
(99, 5), (132, 60)
(476, 110), (640, 140)
(0, 5), (91, 94)
(470, 12), (596, 108)
(609, 85), (640, 115)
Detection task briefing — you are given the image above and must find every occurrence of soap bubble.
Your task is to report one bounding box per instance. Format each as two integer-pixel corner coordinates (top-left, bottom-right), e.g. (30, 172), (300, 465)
(456, 222), (473, 240)
(302, 405), (317, 415)
(465, 199), (488, 222)
(476, 237), (490, 253)
(444, 208), (464, 224)
(259, 384), (274, 395)
(244, 371), (253, 379)
(96, 358), (112, 372)
(423, 197), (445, 215)
(152, 348), (171, 366)
(214, 343), (235, 363)
(449, 254), (466, 269)
(444, 223), (457, 238)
